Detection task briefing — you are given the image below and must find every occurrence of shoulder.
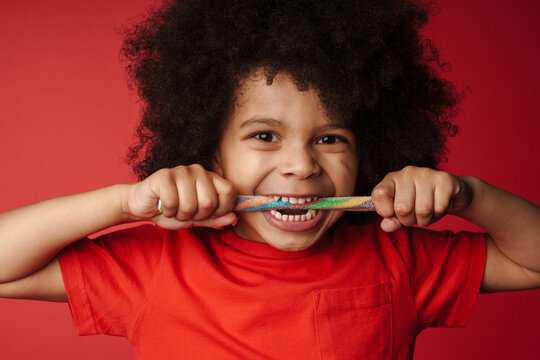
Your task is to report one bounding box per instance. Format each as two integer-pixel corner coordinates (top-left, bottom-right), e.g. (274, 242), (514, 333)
(88, 223), (212, 249)
(79, 223), (167, 256)
(60, 224), (211, 269)
(335, 217), (486, 261)
(83, 224), (225, 262)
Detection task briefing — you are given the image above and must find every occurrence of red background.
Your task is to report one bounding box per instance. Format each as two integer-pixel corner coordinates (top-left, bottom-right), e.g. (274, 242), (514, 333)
(0, 0), (538, 358)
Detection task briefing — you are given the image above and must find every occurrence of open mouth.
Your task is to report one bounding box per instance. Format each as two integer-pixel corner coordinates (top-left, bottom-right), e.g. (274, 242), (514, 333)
(261, 195), (326, 232)
(266, 195), (321, 222)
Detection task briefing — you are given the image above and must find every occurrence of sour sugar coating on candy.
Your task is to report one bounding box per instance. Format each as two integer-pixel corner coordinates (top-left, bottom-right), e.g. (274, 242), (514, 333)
(233, 196), (375, 212)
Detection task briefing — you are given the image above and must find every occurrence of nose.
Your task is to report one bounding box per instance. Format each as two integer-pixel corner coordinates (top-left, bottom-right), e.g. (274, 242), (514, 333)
(278, 144), (321, 180)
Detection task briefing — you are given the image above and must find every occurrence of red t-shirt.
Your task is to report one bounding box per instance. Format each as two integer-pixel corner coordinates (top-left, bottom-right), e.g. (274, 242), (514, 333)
(58, 218), (486, 359)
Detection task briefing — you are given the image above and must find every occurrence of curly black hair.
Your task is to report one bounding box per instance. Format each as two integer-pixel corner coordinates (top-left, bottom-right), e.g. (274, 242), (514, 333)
(122, 0), (458, 194)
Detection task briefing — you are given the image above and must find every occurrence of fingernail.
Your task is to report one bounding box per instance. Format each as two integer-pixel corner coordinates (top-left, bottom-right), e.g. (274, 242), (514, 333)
(232, 216), (238, 227)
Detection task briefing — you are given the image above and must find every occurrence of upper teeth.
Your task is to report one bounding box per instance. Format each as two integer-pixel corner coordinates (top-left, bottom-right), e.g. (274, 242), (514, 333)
(274, 196), (318, 203)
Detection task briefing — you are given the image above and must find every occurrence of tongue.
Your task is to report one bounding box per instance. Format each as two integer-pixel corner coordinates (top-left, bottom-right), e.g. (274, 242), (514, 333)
(278, 209), (308, 215)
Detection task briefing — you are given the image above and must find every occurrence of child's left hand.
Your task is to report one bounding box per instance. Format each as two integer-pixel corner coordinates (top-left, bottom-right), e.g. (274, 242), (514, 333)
(372, 166), (473, 232)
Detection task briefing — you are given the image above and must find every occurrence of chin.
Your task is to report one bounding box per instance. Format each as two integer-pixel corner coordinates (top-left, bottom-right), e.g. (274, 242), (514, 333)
(266, 238), (317, 252)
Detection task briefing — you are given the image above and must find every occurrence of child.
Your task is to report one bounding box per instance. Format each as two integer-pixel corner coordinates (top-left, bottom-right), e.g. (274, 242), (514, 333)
(1, 0), (539, 359)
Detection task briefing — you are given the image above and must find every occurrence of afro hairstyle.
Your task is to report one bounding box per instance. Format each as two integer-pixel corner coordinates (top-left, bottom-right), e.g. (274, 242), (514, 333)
(122, 0), (459, 195)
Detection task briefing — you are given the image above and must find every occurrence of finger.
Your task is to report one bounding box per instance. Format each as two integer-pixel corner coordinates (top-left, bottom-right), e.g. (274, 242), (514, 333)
(211, 174), (238, 217)
(192, 212), (237, 229)
(157, 172), (180, 218)
(393, 177), (416, 227)
(380, 216), (404, 232)
(415, 180), (435, 227)
(371, 178), (397, 218)
(193, 172), (219, 221)
(433, 181), (453, 219)
(176, 169), (198, 221)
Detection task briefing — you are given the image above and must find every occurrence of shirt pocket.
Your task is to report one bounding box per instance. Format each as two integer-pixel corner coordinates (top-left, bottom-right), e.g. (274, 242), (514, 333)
(313, 282), (392, 360)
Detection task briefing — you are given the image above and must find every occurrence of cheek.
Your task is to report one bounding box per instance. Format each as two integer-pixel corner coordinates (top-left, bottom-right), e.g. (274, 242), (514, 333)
(221, 151), (272, 193)
(342, 158), (359, 189)
(322, 155), (359, 192)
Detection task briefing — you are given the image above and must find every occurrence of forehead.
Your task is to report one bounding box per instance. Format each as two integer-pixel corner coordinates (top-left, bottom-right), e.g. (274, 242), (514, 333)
(229, 70), (343, 128)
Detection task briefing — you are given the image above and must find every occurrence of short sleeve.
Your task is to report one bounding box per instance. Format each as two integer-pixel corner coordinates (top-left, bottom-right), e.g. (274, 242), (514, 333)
(397, 227), (486, 329)
(58, 224), (164, 337)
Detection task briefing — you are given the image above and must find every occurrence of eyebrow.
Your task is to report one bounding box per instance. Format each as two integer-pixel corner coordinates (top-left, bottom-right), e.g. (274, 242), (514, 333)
(239, 118), (283, 129)
(239, 117), (349, 131)
(319, 123), (350, 131)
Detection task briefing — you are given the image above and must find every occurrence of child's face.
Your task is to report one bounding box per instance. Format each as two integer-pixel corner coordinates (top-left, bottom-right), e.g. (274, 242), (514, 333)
(214, 71), (359, 251)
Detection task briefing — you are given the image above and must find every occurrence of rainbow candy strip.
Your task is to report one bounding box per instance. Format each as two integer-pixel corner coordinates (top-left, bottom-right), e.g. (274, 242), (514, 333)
(233, 196), (374, 212)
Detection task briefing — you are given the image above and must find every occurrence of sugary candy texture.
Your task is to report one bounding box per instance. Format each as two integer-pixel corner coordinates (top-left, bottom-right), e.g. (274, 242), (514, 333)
(234, 196), (374, 212)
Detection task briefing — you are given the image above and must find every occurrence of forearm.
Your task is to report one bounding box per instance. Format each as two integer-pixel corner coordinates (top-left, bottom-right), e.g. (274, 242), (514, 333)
(0, 184), (133, 283)
(454, 176), (540, 272)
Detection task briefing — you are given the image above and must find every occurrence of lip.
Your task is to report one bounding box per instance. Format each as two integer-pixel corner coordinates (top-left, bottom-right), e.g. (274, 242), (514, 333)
(262, 209), (326, 232)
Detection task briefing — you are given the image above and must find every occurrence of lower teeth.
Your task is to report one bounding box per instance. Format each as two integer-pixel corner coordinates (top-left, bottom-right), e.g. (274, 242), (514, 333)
(270, 209), (317, 222)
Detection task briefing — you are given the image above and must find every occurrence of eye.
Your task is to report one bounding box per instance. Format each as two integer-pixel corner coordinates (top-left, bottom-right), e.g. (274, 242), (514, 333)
(254, 132), (277, 142)
(317, 135), (346, 144)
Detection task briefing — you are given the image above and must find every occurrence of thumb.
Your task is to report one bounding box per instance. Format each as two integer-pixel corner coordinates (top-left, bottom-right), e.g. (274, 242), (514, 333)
(380, 216), (403, 232)
(152, 216), (194, 230)
(192, 212), (238, 229)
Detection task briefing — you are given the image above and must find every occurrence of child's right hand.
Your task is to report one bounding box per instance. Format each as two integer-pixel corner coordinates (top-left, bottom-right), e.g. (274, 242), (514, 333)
(124, 164), (238, 230)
